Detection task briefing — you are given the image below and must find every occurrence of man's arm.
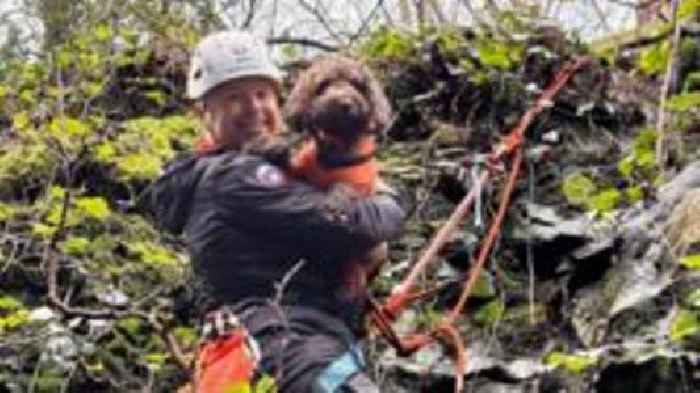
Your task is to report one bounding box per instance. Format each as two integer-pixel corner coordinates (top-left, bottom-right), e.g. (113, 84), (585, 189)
(203, 153), (405, 255)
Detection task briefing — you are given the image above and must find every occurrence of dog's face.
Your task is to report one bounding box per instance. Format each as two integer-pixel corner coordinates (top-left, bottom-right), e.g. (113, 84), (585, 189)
(308, 77), (371, 143)
(285, 56), (392, 146)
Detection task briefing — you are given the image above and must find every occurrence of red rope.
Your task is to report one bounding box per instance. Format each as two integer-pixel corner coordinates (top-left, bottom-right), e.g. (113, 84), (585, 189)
(369, 56), (592, 392)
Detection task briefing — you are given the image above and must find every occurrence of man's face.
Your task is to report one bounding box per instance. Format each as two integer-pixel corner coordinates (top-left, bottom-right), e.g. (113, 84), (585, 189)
(200, 77), (282, 150)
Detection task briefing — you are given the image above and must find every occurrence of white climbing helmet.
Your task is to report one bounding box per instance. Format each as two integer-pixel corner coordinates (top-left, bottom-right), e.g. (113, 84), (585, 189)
(187, 30), (282, 100)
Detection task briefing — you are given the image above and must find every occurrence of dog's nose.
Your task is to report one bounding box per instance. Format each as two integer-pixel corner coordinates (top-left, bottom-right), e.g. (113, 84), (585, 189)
(338, 99), (354, 112)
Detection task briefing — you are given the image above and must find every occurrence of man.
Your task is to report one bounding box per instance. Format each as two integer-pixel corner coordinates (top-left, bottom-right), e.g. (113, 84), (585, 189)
(146, 31), (404, 393)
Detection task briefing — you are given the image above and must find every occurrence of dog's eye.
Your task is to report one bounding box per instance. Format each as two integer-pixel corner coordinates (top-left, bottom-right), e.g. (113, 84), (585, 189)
(351, 80), (369, 94)
(316, 80), (331, 95)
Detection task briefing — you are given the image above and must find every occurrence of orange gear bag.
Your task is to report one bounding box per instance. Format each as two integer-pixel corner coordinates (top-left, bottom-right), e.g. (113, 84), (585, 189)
(197, 328), (258, 393)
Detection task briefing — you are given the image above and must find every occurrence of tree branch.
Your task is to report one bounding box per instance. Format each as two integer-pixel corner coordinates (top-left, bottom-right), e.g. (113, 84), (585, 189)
(349, 0), (385, 44)
(297, 0), (342, 43)
(656, 0), (682, 170)
(242, 0), (257, 28)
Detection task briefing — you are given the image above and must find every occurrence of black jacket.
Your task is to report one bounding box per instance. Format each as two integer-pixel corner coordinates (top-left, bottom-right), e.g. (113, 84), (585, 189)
(145, 150), (405, 322)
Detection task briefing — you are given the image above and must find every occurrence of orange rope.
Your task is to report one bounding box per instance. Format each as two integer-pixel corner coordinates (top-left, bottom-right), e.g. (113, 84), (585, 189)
(369, 56), (592, 392)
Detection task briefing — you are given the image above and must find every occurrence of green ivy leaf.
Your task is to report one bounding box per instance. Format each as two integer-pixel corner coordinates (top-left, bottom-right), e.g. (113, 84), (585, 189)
(625, 186), (644, 203)
(476, 40), (514, 69)
(586, 189), (621, 213)
(128, 241), (180, 267)
(474, 299), (505, 326)
(75, 196), (111, 220)
(680, 254), (700, 269)
(666, 92), (700, 111)
(144, 90), (167, 106)
(471, 272), (496, 298)
(95, 143), (117, 162)
(49, 186), (66, 200)
(686, 289), (700, 308)
(545, 352), (598, 373)
(254, 374), (277, 393)
(670, 309), (700, 342)
(56, 48), (73, 68)
(638, 41), (670, 76)
(0, 202), (17, 222)
(173, 327), (199, 347)
(94, 23), (112, 42)
(84, 81), (105, 98)
(19, 89), (35, 104)
(60, 236), (91, 256)
(618, 155), (635, 178)
(12, 111), (31, 131)
(49, 116), (92, 138)
(562, 173), (597, 206)
(0, 296), (23, 311)
(117, 317), (143, 336)
(116, 153), (163, 180)
(679, 0), (700, 19)
(0, 309), (29, 334)
(32, 223), (57, 239)
(143, 352), (168, 370)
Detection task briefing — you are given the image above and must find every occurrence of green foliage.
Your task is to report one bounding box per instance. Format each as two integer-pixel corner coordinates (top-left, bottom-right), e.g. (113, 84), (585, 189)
(686, 289), (700, 309)
(128, 241), (182, 267)
(31, 189), (113, 239)
(665, 93), (700, 112)
(0, 296), (23, 311)
(476, 39), (523, 70)
(679, 0), (700, 19)
(670, 309), (700, 342)
(638, 41), (670, 76)
(618, 128), (658, 188)
(60, 236), (91, 256)
(0, 296), (28, 335)
(625, 186), (645, 203)
(0, 203), (17, 222)
(95, 115), (199, 181)
(359, 28), (415, 61)
(0, 5), (200, 391)
(679, 254), (700, 269)
(118, 317), (143, 336)
(0, 139), (55, 193)
(75, 196), (111, 220)
(430, 28), (468, 59)
(48, 116), (93, 139)
(562, 172), (597, 205)
(143, 352), (168, 371)
(545, 352), (598, 373)
(173, 326), (198, 347)
(471, 272), (496, 298)
(585, 188), (622, 213)
(474, 299), (505, 327)
(222, 374), (278, 393)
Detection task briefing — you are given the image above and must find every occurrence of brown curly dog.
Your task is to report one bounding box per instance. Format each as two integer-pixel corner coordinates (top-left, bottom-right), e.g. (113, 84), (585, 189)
(286, 55), (392, 195)
(285, 55), (394, 310)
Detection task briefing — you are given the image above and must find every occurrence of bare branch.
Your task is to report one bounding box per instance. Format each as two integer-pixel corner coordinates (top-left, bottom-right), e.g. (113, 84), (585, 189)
(242, 0), (257, 28)
(297, 0), (342, 43)
(349, 0), (385, 44)
(590, 0), (613, 33)
(656, 0), (682, 169)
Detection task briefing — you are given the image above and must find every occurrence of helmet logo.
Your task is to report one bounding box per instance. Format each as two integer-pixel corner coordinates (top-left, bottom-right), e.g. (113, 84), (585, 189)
(230, 42), (252, 57)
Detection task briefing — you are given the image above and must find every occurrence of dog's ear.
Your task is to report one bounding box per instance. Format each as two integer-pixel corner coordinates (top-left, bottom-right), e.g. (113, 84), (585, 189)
(285, 63), (318, 133)
(365, 65), (393, 134)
